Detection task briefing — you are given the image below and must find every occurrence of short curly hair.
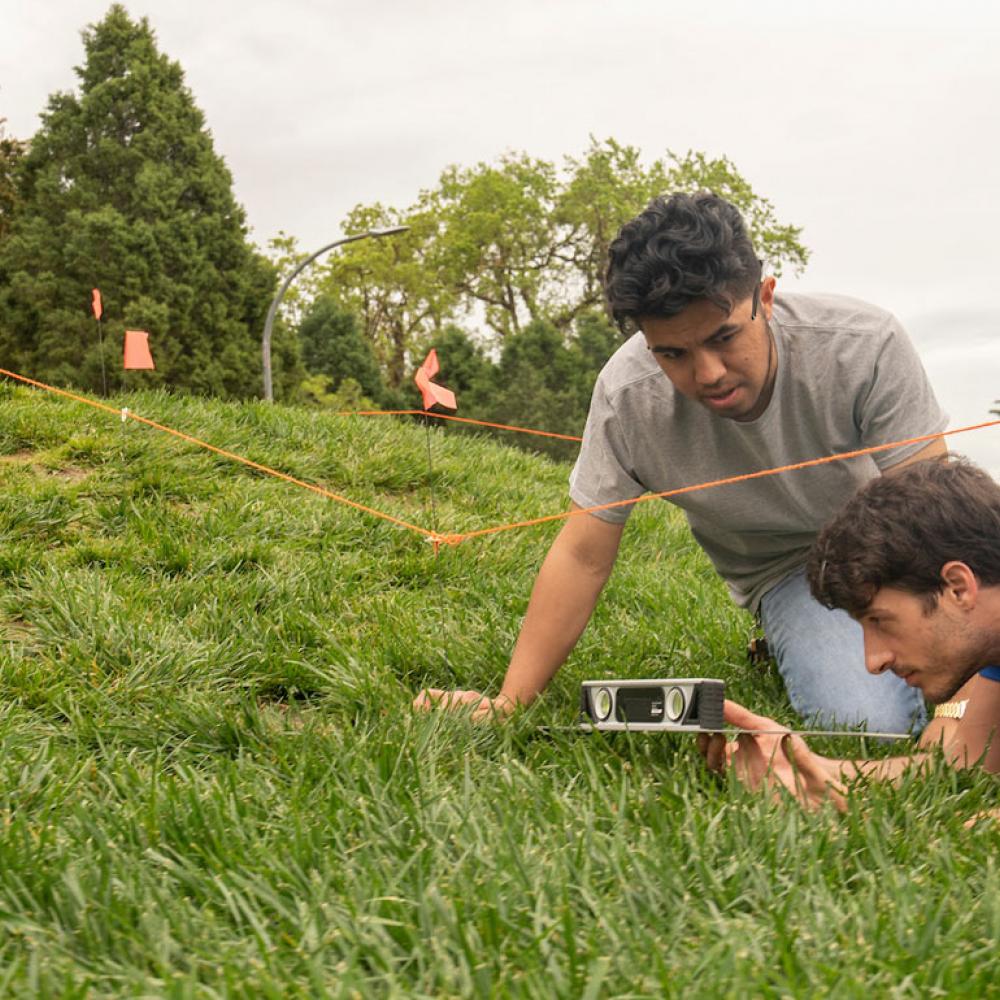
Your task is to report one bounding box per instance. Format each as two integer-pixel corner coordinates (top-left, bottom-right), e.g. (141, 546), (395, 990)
(807, 458), (1000, 617)
(604, 191), (760, 334)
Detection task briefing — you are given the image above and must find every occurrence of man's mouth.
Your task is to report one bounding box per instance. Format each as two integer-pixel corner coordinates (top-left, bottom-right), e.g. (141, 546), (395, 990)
(700, 387), (740, 409)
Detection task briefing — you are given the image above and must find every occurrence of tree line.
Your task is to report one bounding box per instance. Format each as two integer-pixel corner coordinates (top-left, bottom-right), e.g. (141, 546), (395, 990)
(0, 5), (810, 455)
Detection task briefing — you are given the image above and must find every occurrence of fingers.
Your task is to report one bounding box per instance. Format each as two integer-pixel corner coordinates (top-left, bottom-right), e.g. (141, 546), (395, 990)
(412, 689), (515, 723)
(697, 732), (728, 773)
(412, 688), (440, 711)
(723, 698), (788, 733)
(964, 808), (1000, 829)
(729, 732), (774, 789)
(783, 735), (847, 812)
(412, 688), (485, 712)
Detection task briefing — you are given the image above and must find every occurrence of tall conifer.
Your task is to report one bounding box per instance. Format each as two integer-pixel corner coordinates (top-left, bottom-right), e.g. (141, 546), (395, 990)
(0, 5), (289, 397)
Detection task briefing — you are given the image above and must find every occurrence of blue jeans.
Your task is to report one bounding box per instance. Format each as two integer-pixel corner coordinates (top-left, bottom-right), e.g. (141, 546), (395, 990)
(759, 567), (927, 734)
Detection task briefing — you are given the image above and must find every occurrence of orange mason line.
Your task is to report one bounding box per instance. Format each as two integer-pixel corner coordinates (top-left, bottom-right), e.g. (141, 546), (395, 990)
(435, 422), (1000, 546)
(4, 366), (998, 551)
(338, 408), (584, 442)
(0, 367), (436, 540)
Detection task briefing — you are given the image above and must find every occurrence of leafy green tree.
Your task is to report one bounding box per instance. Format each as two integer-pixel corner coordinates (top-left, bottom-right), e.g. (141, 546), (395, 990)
(476, 319), (591, 459)
(317, 140), (808, 413)
(321, 204), (454, 390)
(552, 138), (667, 326)
(431, 153), (564, 340)
(0, 6), (289, 398)
(300, 373), (375, 410)
(567, 310), (621, 402)
(298, 296), (386, 404)
(664, 150), (809, 276)
(334, 140), (809, 356)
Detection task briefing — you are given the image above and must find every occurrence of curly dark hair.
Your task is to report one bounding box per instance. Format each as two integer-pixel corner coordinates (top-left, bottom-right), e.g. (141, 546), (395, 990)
(807, 457), (1000, 617)
(604, 191), (760, 334)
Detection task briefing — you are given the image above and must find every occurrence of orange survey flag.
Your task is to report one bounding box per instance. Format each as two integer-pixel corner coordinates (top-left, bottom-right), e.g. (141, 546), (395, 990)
(123, 330), (155, 370)
(91, 288), (103, 320)
(414, 349), (457, 412)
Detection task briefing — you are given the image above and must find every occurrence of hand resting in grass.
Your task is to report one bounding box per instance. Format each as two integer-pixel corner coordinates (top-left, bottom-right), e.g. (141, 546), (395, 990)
(412, 688), (516, 722)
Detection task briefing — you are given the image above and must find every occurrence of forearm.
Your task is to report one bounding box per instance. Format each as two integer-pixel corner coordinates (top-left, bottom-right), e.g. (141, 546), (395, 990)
(836, 720), (962, 783)
(499, 540), (613, 706)
(839, 753), (931, 783)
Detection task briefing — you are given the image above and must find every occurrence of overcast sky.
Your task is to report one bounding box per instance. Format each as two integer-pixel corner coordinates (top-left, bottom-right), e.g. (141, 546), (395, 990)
(3, 0), (999, 470)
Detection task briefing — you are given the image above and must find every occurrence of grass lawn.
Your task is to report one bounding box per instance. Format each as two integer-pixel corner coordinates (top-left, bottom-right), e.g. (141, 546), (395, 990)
(0, 383), (997, 997)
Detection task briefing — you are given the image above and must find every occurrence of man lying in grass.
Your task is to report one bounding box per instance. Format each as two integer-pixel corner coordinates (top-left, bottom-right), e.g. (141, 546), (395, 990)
(417, 191), (947, 733)
(700, 458), (1000, 809)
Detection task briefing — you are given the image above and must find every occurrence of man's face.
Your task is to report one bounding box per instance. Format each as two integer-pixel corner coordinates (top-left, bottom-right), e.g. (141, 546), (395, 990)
(639, 277), (777, 422)
(859, 586), (991, 703)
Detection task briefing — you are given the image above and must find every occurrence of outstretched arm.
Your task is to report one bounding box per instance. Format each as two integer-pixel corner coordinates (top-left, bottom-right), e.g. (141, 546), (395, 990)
(702, 678), (1000, 809)
(414, 504), (624, 720)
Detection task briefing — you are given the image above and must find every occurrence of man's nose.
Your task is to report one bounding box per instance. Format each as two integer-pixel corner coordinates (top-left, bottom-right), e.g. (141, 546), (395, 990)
(692, 350), (725, 386)
(865, 643), (895, 675)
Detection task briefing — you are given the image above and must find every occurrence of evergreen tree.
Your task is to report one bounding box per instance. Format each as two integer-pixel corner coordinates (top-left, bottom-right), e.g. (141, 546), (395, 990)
(0, 5), (291, 398)
(298, 297), (386, 404)
(0, 117), (27, 246)
(483, 320), (591, 459)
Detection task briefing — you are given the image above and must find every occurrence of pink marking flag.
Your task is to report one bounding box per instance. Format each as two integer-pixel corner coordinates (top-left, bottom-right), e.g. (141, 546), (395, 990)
(91, 288), (103, 320)
(123, 330), (155, 370)
(413, 349), (457, 412)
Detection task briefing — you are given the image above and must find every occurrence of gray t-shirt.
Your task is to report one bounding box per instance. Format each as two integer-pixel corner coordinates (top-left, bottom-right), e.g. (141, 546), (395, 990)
(569, 292), (948, 610)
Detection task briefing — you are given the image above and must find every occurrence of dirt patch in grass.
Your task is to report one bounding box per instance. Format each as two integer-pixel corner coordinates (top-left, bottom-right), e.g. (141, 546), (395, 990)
(48, 465), (89, 482)
(0, 451), (89, 482)
(0, 618), (35, 642)
(0, 450), (36, 464)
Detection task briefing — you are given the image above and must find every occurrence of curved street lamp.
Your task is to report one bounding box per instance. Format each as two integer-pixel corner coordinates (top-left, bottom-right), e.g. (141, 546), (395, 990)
(261, 225), (409, 402)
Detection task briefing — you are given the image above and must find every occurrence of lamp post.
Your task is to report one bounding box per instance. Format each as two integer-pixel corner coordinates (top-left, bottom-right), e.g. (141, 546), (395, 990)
(261, 225), (409, 402)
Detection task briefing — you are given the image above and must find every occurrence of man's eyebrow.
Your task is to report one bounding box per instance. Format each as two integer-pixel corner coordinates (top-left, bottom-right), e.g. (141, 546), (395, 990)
(862, 606), (894, 619)
(647, 321), (741, 353)
(708, 321), (741, 338)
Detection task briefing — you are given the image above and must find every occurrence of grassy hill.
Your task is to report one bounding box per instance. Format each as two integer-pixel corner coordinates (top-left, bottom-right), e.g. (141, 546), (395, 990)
(0, 382), (996, 997)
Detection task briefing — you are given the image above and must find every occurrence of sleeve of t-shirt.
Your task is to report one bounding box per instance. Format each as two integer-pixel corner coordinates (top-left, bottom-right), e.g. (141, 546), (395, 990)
(854, 316), (949, 470)
(979, 665), (1000, 682)
(568, 378), (646, 524)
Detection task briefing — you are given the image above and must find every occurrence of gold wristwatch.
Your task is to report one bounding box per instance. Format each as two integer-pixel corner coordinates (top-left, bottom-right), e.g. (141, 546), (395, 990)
(933, 699), (968, 720)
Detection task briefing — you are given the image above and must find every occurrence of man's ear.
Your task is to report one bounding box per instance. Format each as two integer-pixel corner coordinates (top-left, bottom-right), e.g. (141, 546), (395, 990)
(940, 561), (979, 609)
(760, 276), (777, 320)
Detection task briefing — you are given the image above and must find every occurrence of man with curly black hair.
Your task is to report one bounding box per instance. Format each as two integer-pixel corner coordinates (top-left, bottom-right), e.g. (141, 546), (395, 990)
(416, 192), (947, 732)
(701, 459), (1000, 810)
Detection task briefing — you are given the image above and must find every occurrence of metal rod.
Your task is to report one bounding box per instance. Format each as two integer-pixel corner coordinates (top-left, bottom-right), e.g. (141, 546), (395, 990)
(95, 318), (107, 396)
(423, 419), (439, 537)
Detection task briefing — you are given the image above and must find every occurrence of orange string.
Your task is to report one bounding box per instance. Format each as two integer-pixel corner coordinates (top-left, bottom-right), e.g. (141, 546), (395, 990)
(0, 368), (436, 540)
(336, 408), (583, 442)
(2, 366), (997, 552)
(435, 421), (1000, 546)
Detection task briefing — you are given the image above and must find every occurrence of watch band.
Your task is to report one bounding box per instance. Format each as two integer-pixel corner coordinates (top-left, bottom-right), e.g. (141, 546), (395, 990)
(933, 699), (968, 720)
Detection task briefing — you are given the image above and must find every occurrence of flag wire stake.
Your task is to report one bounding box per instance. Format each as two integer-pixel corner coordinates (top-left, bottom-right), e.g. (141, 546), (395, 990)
(422, 412), (441, 556)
